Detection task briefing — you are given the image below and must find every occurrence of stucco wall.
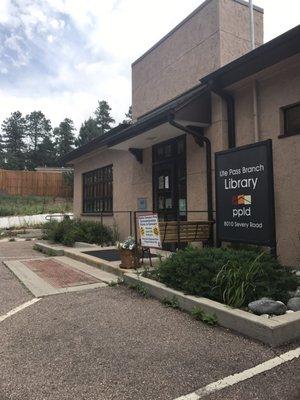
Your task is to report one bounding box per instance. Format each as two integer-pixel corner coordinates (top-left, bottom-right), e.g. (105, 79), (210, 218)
(232, 54), (300, 266)
(132, 0), (263, 120)
(73, 147), (153, 241)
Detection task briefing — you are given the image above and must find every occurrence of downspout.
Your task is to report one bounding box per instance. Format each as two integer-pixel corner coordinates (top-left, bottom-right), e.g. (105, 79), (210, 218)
(168, 115), (214, 246)
(252, 80), (259, 142)
(206, 80), (236, 148)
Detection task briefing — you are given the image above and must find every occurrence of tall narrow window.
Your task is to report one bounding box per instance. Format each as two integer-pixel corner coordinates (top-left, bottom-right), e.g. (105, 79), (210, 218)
(83, 165), (113, 213)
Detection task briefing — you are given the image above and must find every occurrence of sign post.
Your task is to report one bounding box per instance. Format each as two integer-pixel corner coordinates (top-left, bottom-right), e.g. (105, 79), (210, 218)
(215, 140), (276, 254)
(137, 214), (162, 249)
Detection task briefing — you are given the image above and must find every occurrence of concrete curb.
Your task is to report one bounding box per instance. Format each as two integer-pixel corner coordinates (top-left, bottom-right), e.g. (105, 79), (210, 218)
(35, 241), (65, 256)
(123, 273), (300, 347)
(34, 242), (125, 277)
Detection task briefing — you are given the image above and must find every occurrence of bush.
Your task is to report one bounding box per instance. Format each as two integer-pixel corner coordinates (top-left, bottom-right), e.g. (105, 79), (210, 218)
(153, 246), (298, 307)
(43, 218), (115, 247)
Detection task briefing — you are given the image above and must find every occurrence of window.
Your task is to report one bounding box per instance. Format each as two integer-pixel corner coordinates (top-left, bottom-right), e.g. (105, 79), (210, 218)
(281, 103), (300, 137)
(83, 165), (113, 213)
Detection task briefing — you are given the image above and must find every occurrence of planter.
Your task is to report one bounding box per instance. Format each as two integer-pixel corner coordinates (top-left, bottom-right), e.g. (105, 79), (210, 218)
(119, 248), (140, 269)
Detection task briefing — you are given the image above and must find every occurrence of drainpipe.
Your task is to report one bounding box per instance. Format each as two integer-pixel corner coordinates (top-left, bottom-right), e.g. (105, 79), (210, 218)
(252, 80), (259, 142)
(168, 115), (214, 246)
(207, 80), (236, 148)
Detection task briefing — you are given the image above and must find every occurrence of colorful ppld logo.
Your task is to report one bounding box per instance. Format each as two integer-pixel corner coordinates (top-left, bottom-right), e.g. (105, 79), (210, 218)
(232, 195), (252, 206)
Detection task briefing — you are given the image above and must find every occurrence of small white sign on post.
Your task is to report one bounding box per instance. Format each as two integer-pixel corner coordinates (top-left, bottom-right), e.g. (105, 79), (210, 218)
(138, 214), (162, 249)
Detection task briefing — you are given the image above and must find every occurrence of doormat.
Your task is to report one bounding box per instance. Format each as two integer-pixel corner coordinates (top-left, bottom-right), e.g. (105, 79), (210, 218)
(83, 249), (157, 262)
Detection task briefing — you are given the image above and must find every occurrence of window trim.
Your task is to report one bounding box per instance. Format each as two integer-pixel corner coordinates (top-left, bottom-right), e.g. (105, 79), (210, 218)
(279, 101), (300, 139)
(82, 164), (113, 214)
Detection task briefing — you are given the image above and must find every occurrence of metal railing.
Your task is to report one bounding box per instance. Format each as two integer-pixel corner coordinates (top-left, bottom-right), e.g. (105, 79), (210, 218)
(83, 209), (215, 248)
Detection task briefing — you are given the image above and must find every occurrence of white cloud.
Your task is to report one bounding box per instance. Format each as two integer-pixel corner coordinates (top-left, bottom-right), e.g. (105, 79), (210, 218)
(0, 0), (299, 135)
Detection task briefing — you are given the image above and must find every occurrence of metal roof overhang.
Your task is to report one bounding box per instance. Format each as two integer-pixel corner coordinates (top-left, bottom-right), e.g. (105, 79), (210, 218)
(64, 84), (211, 163)
(201, 24), (300, 88)
(109, 88), (211, 151)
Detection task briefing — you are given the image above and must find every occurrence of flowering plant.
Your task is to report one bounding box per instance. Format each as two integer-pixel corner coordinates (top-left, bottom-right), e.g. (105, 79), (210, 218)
(117, 236), (136, 251)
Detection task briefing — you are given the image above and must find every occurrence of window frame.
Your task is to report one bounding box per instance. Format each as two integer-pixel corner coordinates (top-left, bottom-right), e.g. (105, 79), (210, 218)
(279, 102), (300, 138)
(82, 164), (113, 214)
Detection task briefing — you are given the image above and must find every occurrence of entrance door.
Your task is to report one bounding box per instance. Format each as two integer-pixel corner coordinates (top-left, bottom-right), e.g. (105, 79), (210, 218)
(152, 135), (187, 222)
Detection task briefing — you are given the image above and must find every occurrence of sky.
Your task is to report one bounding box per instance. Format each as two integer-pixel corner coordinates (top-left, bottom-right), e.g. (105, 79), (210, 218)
(0, 0), (299, 134)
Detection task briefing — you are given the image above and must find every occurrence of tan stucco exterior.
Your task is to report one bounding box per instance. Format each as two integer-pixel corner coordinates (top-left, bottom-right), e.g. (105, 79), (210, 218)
(71, 1), (299, 266)
(132, 0), (263, 120)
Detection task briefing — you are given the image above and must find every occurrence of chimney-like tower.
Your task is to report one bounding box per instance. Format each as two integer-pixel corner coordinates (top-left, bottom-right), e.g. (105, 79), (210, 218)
(132, 0), (263, 119)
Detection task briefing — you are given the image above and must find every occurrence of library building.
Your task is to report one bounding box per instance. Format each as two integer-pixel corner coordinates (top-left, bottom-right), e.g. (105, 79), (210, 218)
(64, 0), (300, 266)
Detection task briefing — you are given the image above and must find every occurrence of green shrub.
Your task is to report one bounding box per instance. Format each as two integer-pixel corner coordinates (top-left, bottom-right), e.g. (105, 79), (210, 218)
(43, 219), (114, 247)
(154, 246), (298, 307)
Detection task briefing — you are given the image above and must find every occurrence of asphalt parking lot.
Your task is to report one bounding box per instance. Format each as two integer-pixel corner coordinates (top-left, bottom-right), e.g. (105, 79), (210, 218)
(0, 242), (299, 400)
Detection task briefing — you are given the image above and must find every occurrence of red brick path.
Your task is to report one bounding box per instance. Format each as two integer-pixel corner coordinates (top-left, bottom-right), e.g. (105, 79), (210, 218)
(24, 259), (100, 288)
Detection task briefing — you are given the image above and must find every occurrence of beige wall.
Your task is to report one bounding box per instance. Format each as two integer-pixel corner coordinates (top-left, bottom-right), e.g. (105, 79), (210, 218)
(132, 0), (263, 119)
(231, 54), (300, 266)
(73, 147), (153, 240)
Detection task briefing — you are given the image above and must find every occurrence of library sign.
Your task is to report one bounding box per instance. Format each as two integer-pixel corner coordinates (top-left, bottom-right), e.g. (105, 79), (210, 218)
(215, 140), (276, 247)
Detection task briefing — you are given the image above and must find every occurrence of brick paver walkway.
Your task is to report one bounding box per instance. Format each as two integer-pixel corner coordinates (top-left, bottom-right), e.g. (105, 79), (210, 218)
(24, 258), (100, 288)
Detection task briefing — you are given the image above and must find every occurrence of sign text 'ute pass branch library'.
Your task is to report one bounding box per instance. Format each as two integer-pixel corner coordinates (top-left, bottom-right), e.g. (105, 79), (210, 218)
(215, 140), (276, 248)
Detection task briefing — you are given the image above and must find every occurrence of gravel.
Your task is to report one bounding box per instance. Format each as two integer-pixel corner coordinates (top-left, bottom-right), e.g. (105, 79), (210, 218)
(1, 241), (299, 400)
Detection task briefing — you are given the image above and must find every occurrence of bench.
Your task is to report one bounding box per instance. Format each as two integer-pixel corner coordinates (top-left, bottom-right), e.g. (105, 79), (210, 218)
(141, 220), (214, 266)
(159, 220), (213, 244)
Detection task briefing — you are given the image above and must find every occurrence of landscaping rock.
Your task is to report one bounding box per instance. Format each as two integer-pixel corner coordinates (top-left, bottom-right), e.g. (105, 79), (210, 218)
(248, 298), (287, 315)
(287, 297), (300, 312)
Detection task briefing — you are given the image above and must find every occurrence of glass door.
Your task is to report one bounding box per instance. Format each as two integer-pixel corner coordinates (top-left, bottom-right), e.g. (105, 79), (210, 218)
(152, 135), (187, 222)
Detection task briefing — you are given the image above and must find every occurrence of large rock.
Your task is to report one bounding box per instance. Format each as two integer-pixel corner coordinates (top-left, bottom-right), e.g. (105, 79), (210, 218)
(287, 297), (300, 312)
(248, 298), (287, 316)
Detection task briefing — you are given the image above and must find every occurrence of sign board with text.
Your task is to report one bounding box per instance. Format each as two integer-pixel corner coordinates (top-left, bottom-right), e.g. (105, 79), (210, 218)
(138, 214), (162, 248)
(215, 140), (276, 247)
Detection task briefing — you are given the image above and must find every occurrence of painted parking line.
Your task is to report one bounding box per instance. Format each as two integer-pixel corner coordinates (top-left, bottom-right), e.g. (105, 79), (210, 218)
(175, 347), (300, 400)
(0, 298), (41, 323)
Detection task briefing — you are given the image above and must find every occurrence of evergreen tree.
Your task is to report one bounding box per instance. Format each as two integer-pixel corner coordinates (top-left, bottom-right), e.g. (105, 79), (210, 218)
(25, 111), (52, 151)
(0, 133), (5, 168)
(75, 117), (100, 147)
(35, 136), (57, 167)
(54, 118), (76, 165)
(1, 111), (26, 170)
(122, 106), (133, 126)
(94, 100), (115, 135)
(25, 111), (52, 169)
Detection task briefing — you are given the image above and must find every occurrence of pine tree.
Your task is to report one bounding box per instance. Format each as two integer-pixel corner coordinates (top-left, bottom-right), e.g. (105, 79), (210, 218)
(94, 100), (115, 135)
(54, 118), (76, 165)
(1, 111), (26, 170)
(36, 136), (57, 167)
(122, 106), (133, 126)
(75, 117), (100, 147)
(0, 133), (5, 168)
(25, 111), (52, 169)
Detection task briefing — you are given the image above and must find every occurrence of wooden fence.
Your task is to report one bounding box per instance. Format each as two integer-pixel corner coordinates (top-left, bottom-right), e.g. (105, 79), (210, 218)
(0, 170), (73, 198)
